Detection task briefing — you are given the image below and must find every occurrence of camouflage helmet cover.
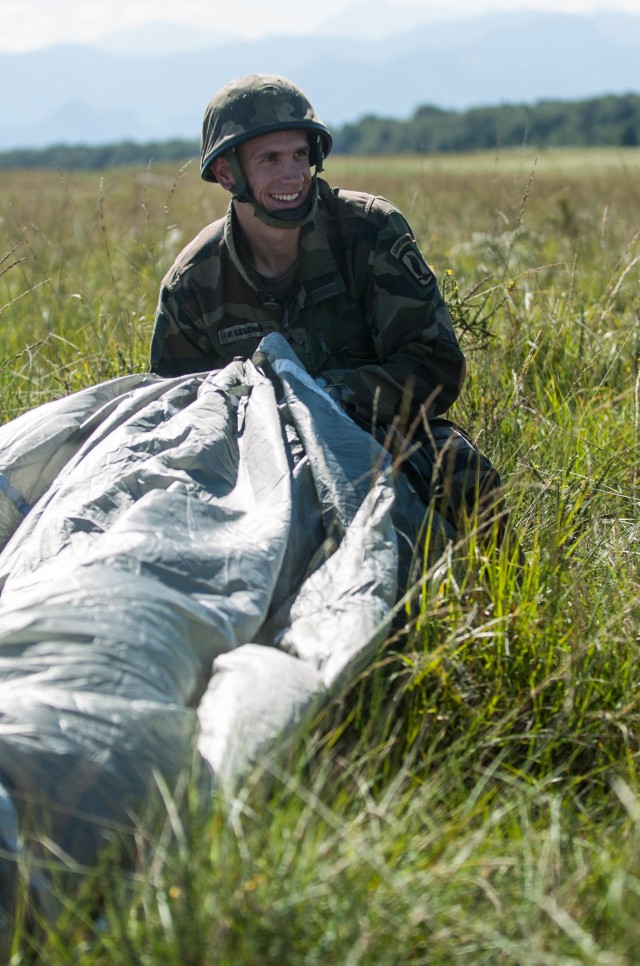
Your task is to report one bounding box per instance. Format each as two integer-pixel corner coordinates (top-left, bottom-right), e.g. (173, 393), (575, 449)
(200, 73), (333, 182)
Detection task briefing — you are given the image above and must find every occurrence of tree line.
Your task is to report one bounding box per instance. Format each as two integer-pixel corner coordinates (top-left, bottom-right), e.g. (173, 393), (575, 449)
(334, 93), (640, 154)
(2, 93), (639, 171)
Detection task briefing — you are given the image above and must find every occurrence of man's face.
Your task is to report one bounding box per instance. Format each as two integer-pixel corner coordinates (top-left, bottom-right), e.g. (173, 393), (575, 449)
(235, 129), (312, 213)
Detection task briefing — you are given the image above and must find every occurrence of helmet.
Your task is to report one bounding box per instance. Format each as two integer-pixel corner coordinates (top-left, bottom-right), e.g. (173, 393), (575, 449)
(200, 73), (332, 183)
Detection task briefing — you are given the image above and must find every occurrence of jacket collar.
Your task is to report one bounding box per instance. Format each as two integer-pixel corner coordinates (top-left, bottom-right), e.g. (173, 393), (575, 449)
(223, 180), (346, 307)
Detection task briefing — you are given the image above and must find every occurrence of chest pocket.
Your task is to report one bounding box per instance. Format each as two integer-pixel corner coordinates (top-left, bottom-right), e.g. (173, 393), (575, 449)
(286, 326), (312, 361)
(303, 298), (374, 372)
(292, 273), (360, 370)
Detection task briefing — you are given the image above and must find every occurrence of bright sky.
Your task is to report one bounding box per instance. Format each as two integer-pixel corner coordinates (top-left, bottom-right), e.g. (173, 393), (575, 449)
(1, 0), (639, 52)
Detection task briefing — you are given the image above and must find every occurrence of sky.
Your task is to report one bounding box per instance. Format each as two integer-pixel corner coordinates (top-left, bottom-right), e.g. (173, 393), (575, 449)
(2, 0), (639, 52)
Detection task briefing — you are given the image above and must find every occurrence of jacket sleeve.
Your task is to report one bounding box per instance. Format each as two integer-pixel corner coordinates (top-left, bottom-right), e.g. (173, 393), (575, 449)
(321, 206), (465, 426)
(149, 275), (222, 377)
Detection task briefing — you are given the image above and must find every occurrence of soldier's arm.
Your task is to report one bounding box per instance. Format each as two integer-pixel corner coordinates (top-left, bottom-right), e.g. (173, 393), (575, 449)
(149, 279), (222, 377)
(321, 207), (466, 426)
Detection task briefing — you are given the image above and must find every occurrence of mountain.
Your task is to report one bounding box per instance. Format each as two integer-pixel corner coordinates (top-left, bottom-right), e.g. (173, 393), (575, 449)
(2, 9), (639, 151)
(293, 1), (460, 41)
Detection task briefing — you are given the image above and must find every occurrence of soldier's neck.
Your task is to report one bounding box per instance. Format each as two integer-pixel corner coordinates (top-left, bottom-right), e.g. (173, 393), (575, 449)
(234, 202), (300, 279)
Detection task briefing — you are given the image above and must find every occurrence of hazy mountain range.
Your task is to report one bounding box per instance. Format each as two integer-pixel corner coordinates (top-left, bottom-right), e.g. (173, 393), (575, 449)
(2, 7), (640, 151)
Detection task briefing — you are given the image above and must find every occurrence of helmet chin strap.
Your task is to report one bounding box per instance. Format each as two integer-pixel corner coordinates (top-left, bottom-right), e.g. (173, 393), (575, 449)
(226, 144), (322, 231)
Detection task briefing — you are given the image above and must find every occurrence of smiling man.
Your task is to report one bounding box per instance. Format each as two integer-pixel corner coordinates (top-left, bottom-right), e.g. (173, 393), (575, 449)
(150, 73), (504, 537)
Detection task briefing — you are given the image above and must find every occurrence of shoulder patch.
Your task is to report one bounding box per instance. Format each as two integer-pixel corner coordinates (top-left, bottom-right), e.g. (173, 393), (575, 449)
(390, 234), (435, 287)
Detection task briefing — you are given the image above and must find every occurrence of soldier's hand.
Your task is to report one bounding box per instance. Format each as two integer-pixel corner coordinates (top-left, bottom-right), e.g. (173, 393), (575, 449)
(251, 349), (284, 401)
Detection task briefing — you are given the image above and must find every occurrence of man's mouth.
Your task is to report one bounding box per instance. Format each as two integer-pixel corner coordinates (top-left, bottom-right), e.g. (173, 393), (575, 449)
(271, 191), (302, 203)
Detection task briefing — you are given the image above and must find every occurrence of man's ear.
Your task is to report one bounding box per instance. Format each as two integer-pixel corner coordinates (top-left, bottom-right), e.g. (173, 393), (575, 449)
(210, 155), (235, 191)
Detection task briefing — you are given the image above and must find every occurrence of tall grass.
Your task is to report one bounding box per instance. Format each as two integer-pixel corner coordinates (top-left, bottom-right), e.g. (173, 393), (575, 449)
(2, 147), (640, 963)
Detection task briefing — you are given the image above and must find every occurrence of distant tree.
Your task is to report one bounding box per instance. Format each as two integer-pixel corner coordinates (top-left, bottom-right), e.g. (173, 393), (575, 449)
(2, 95), (640, 169)
(0, 140), (198, 171)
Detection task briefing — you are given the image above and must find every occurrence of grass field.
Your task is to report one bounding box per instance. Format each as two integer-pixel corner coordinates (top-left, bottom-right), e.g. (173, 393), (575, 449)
(1, 146), (640, 963)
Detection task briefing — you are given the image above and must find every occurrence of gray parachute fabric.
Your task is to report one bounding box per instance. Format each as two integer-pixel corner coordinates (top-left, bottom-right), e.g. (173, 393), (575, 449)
(0, 334), (438, 940)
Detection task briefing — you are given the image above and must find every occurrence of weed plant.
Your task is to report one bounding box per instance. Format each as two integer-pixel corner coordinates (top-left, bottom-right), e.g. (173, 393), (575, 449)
(1, 147), (640, 963)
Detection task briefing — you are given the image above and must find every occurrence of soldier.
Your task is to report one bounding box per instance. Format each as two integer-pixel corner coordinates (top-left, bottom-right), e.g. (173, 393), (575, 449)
(150, 73), (503, 537)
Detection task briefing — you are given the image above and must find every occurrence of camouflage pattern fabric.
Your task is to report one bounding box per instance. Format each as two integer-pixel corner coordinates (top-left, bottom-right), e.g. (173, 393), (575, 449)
(388, 418), (505, 540)
(150, 178), (465, 427)
(150, 176), (506, 534)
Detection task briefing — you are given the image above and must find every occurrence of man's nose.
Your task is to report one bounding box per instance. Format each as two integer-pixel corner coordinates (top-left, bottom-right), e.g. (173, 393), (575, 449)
(281, 159), (304, 181)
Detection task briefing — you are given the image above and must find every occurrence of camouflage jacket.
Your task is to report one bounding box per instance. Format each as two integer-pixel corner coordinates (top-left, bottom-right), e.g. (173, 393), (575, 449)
(150, 178), (466, 425)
